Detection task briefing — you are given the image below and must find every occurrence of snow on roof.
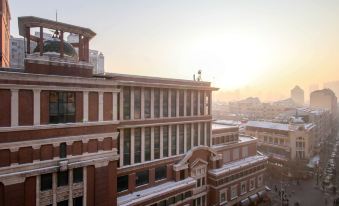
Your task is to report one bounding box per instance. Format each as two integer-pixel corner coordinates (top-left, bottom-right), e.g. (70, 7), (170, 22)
(246, 121), (292, 131)
(212, 123), (238, 130)
(117, 178), (196, 206)
(209, 155), (268, 176)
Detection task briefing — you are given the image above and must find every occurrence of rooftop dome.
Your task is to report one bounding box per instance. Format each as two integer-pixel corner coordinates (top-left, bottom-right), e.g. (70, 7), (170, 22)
(33, 37), (78, 59)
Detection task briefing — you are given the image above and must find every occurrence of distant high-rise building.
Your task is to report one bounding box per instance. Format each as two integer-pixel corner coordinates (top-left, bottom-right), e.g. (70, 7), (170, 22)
(0, 0), (10, 67)
(290, 85), (304, 105)
(10, 36), (37, 68)
(310, 88), (337, 114)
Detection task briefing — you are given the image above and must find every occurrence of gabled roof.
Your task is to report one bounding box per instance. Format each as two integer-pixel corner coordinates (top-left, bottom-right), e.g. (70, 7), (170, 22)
(18, 16), (96, 39)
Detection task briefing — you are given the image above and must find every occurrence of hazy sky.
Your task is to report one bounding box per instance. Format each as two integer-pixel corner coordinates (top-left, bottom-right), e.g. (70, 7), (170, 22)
(10, 0), (339, 101)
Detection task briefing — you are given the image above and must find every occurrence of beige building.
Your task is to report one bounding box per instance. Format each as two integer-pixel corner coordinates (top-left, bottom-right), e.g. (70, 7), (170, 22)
(290, 85), (304, 106)
(245, 121), (315, 161)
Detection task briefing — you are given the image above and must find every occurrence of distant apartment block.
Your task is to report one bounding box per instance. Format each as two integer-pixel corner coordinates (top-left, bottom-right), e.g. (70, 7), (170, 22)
(290, 85), (304, 106)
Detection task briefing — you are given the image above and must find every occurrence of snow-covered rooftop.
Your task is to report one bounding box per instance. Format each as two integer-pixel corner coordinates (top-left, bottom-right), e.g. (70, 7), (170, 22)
(117, 178), (196, 206)
(246, 121), (292, 131)
(212, 123), (238, 130)
(209, 155), (268, 176)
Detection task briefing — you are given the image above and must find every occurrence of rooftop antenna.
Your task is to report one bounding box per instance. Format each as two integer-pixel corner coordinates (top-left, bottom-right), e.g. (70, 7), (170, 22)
(56, 10), (58, 22)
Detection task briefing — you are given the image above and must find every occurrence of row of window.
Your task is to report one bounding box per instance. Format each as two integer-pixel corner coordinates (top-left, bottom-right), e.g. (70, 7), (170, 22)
(212, 134), (238, 145)
(119, 123), (211, 166)
(48, 197), (83, 206)
(217, 164), (265, 186)
(149, 191), (193, 206)
(117, 166), (167, 192)
(40, 168), (83, 191)
(122, 87), (211, 120)
(222, 146), (249, 164)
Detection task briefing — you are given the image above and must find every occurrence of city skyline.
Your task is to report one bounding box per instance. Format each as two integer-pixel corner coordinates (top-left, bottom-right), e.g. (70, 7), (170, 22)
(10, 0), (339, 101)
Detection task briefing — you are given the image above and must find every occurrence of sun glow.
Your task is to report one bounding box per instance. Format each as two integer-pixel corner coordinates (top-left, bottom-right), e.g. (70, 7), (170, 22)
(186, 33), (274, 90)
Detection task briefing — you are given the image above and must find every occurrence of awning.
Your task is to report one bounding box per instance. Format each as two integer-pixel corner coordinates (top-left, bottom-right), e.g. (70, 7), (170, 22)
(240, 198), (250, 206)
(249, 194), (259, 202)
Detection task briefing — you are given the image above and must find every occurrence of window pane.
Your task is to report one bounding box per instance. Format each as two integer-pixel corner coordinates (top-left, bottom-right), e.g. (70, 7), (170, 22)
(200, 123), (204, 145)
(144, 88), (151, 119)
(154, 89), (160, 118)
(123, 128), (131, 165)
(60, 142), (67, 158)
(179, 90), (184, 116)
(163, 126), (169, 157)
(49, 91), (76, 124)
(41, 173), (52, 191)
(136, 170), (149, 186)
(73, 167), (83, 183)
(57, 171), (68, 187)
(200, 91), (204, 115)
(179, 125), (184, 154)
(154, 127), (160, 159)
(171, 90), (176, 117)
(145, 127), (151, 161)
(73, 196), (83, 206)
(134, 88), (141, 119)
(134, 128), (142, 163)
(186, 90), (191, 116)
(193, 91), (198, 116)
(186, 124), (191, 150)
(155, 166), (167, 181)
(117, 175), (129, 192)
(171, 125), (177, 155)
(123, 87), (131, 120)
(163, 89), (168, 117)
(194, 123), (198, 146)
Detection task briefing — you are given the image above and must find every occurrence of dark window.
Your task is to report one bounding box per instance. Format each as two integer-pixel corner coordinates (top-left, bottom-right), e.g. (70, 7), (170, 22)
(117, 175), (129, 192)
(123, 128), (131, 165)
(57, 171), (68, 187)
(171, 90), (176, 117)
(194, 123), (198, 146)
(180, 170), (185, 180)
(49, 91), (75, 124)
(145, 127), (151, 161)
(159, 200), (167, 206)
(57, 200), (68, 206)
(163, 89), (168, 117)
(123, 87), (131, 120)
(185, 191), (192, 198)
(154, 127), (160, 159)
(207, 123), (211, 146)
(200, 91), (204, 115)
(40, 173), (52, 191)
(136, 170), (149, 186)
(73, 168), (83, 183)
(155, 166), (167, 181)
(193, 91), (198, 116)
(134, 128), (142, 163)
(163, 126), (169, 157)
(134, 87), (141, 119)
(186, 90), (191, 116)
(179, 90), (184, 116)
(179, 124), (184, 154)
(175, 193), (184, 202)
(154, 89), (160, 118)
(144, 88), (151, 119)
(206, 92), (211, 115)
(186, 124), (191, 150)
(59, 142), (67, 158)
(200, 123), (204, 145)
(168, 197), (175, 204)
(73, 197), (83, 206)
(171, 125), (177, 155)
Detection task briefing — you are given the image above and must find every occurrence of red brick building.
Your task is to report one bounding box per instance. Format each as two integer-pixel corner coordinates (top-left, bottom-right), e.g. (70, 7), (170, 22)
(0, 0), (10, 67)
(0, 16), (267, 206)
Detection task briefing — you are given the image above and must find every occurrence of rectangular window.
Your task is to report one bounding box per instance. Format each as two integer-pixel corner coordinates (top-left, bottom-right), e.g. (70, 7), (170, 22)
(73, 167), (83, 183)
(171, 90), (176, 117)
(186, 90), (191, 116)
(57, 171), (68, 187)
(40, 173), (52, 191)
(154, 89), (160, 118)
(154, 127), (160, 159)
(117, 175), (129, 192)
(144, 88), (151, 119)
(155, 166), (167, 181)
(186, 124), (191, 151)
(179, 124), (184, 154)
(171, 125), (177, 155)
(49, 91), (75, 124)
(134, 128), (142, 163)
(179, 90), (184, 116)
(134, 87), (141, 119)
(123, 87), (131, 120)
(206, 92), (211, 115)
(249, 178), (255, 191)
(200, 91), (204, 115)
(206, 123), (211, 146)
(200, 123), (204, 145)
(194, 123), (198, 147)
(233, 148), (239, 160)
(231, 185), (238, 199)
(145, 127), (151, 161)
(123, 128), (131, 165)
(220, 190), (227, 203)
(136, 170), (149, 186)
(193, 91), (198, 116)
(73, 196), (83, 206)
(242, 146), (248, 158)
(163, 126), (169, 157)
(241, 181), (247, 194)
(57, 200), (68, 206)
(59, 142), (67, 158)
(163, 89), (168, 117)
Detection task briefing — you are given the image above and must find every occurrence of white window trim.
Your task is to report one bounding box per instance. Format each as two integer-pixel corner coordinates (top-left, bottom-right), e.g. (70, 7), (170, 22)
(240, 180), (247, 195)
